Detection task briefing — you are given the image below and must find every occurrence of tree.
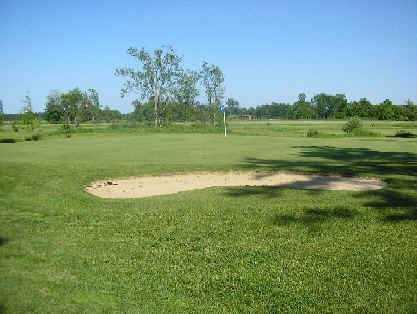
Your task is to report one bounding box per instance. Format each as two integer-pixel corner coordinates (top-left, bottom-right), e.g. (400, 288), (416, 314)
(347, 98), (373, 118)
(175, 70), (200, 121)
(200, 62), (225, 125)
(21, 94), (38, 130)
(115, 46), (183, 127)
(292, 93), (314, 119)
(298, 93), (306, 103)
(403, 99), (417, 121)
(78, 89), (101, 122)
(99, 106), (122, 122)
(86, 88), (101, 121)
(376, 99), (395, 120)
(45, 90), (63, 123)
(226, 98), (240, 115)
(61, 88), (83, 126)
(23, 94), (32, 112)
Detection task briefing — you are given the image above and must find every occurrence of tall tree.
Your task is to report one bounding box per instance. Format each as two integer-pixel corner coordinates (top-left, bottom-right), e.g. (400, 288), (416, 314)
(175, 70), (200, 121)
(376, 99), (396, 120)
(23, 93), (33, 113)
(115, 46), (182, 127)
(21, 94), (38, 130)
(201, 62), (225, 125)
(60, 88), (83, 126)
(86, 88), (101, 121)
(45, 90), (63, 123)
(292, 93), (314, 119)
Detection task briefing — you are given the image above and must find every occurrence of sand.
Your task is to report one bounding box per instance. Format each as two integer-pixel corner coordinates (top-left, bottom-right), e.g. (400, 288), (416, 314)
(85, 171), (384, 199)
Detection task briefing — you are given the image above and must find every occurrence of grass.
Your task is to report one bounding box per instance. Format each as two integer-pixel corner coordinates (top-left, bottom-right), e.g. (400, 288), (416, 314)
(1, 121), (417, 312)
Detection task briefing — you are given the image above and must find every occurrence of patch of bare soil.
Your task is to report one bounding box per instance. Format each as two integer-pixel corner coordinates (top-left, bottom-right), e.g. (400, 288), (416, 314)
(85, 171), (384, 199)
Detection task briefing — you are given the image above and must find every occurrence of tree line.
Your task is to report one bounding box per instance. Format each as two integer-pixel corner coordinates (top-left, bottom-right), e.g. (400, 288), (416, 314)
(230, 94), (417, 121)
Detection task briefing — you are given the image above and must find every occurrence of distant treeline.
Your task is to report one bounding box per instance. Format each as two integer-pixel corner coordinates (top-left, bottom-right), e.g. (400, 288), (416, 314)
(130, 93), (417, 122)
(230, 94), (417, 121)
(4, 92), (417, 124)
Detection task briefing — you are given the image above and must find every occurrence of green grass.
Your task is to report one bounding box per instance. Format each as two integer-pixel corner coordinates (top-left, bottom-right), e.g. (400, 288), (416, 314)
(1, 121), (417, 312)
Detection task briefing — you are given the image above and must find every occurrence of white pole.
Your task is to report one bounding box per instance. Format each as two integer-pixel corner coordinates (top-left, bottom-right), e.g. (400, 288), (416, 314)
(224, 110), (227, 137)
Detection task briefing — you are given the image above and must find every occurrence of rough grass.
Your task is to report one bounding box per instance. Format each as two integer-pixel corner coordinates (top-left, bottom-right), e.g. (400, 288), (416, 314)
(0, 122), (417, 312)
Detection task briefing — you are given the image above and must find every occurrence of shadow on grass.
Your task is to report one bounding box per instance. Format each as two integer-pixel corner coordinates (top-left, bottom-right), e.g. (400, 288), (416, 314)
(273, 207), (358, 234)
(230, 146), (417, 222)
(0, 237), (9, 246)
(241, 146), (417, 177)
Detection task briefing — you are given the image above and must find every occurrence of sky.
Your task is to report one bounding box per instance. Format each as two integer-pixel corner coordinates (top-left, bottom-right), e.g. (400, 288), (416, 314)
(1, 0), (417, 113)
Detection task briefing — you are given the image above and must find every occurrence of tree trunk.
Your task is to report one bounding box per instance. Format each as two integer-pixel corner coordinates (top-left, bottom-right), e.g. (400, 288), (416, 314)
(154, 92), (159, 128)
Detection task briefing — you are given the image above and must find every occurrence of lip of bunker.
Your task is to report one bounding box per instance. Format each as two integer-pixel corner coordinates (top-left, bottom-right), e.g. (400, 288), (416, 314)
(85, 171), (384, 199)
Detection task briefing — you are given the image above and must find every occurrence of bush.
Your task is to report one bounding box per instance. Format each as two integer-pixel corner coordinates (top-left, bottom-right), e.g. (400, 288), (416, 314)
(31, 132), (42, 141)
(12, 121), (19, 132)
(394, 130), (417, 138)
(343, 117), (362, 134)
(0, 138), (16, 143)
(306, 128), (319, 137)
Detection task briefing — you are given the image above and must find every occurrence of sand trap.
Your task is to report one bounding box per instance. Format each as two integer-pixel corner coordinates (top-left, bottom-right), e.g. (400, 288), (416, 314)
(85, 171), (383, 199)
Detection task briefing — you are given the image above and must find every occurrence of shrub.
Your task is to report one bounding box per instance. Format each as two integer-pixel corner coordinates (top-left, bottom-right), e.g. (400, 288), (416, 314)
(343, 117), (362, 134)
(306, 128), (319, 137)
(12, 121), (19, 132)
(31, 132), (42, 141)
(0, 138), (16, 143)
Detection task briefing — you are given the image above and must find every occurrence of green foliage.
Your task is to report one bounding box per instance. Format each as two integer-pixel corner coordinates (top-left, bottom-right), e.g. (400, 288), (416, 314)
(214, 95), (416, 122)
(45, 90), (63, 123)
(306, 128), (319, 137)
(175, 70), (200, 121)
(343, 117), (362, 133)
(226, 98), (240, 115)
(115, 46), (183, 127)
(201, 62), (225, 125)
(31, 131), (42, 141)
(61, 88), (84, 126)
(100, 106), (122, 122)
(21, 110), (39, 131)
(12, 121), (19, 132)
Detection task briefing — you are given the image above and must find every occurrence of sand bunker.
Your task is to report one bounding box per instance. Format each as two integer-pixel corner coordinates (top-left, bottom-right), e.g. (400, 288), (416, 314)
(85, 171), (383, 199)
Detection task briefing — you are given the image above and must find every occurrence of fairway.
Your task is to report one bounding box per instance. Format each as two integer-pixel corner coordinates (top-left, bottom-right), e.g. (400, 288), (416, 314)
(1, 122), (417, 312)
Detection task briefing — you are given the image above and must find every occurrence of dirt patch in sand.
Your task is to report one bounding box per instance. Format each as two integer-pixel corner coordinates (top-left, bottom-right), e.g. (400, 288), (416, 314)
(85, 171), (384, 199)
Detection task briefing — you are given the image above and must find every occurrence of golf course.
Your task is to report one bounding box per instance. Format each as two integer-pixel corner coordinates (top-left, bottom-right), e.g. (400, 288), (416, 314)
(1, 120), (416, 312)
(2, 1), (417, 312)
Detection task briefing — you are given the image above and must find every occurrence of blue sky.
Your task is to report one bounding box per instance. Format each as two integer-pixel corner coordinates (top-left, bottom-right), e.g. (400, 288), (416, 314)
(1, 0), (416, 113)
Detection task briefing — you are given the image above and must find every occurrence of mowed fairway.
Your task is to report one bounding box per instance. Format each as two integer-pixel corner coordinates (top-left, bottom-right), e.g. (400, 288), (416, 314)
(1, 124), (417, 312)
